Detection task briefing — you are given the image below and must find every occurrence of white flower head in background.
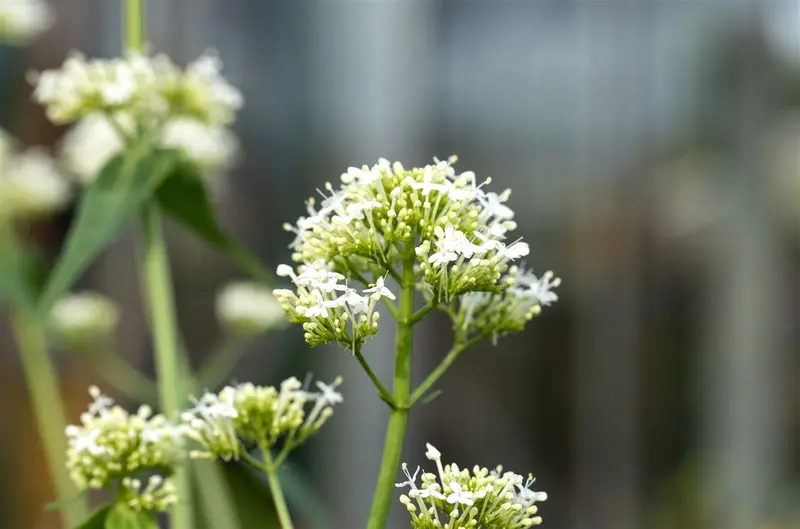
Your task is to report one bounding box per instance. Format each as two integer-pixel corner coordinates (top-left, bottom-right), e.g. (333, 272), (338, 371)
(216, 281), (287, 336)
(59, 112), (239, 185)
(49, 291), (121, 349)
(397, 443), (547, 528)
(0, 0), (54, 45)
(0, 146), (71, 220)
(31, 48), (242, 128)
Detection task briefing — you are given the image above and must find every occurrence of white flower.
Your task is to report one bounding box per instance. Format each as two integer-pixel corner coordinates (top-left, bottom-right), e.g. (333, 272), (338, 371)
(395, 463), (420, 489)
(0, 0), (53, 45)
(446, 481), (475, 506)
(49, 291), (120, 348)
(58, 113), (126, 184)
(160, 117), (238, 173)
(315, 377), (343, 405)
(363, 276), (395, 301)
(425, 443), (441, 461)
(215, 281), (287, 336)
(174, 51), (243, 126)
(0, 147), (71, 220)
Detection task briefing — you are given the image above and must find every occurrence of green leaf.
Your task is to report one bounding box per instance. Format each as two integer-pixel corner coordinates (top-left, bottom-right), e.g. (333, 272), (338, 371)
(72, 505), (112, 529)
(37, 147), (183, 316)
(45, 489), (89, 511)
(155, 159), (274, 285)
(105, 504), (159, 529)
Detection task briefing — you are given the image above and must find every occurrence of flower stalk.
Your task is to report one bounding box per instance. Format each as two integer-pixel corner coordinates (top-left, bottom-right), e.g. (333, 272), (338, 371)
(261, 442), (295, 529)
(366, 243), (416, 529)
(11, 313), (88, 527)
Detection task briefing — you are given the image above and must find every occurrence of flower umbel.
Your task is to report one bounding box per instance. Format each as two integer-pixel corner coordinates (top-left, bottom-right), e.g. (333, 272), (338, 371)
(49, 291), (120, 349)
(182, 375), (342, 463)
(216, 281), (287, 336)
(65, 387), (184, 513)
(396, 444), (547, 528)
(0, 0), (54, 45)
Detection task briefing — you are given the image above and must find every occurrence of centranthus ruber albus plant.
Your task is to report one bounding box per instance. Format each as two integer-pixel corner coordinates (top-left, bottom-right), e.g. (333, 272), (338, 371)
(0, 0), (560, 528)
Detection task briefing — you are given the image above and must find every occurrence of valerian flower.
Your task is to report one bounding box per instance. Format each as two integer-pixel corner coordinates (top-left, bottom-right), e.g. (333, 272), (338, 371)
(396, 443), (547, 528)
(277, 156), (559, 346)
(0, 146), (71, 220)
(182, 375), (342, 462)
(215, 281), (287, 336)
(49, 291), (120, 349)
(30, 49), (242, 128)
(0, 0), (53, 45)
(65, 387), (184, 513)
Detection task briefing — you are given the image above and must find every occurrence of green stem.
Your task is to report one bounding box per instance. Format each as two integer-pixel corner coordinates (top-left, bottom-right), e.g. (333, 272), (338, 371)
(409, 333), (487, 406)
(261, 443), (295, 529)
(353, 344), (395, 408)
(124, 0), (143, 52)
(365, 243), (416, 529)
(140, 204), (192, 529)
(11, 312), (88, 527)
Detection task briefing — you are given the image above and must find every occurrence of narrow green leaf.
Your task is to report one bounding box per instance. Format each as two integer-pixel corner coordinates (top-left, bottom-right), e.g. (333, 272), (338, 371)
(45, 489), (89, 511)
(37, 147), (183, 315)
(105, 504), (159, 529)
(155, 160), (274, 285)
(72, 505), (112, 529)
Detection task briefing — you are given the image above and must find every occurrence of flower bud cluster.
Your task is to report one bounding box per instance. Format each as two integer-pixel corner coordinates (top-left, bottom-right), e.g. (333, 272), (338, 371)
(49, 291), (120, 349)
(273, 261), (393, 348)
(65, 387), (183, 512)
(454, 267), (561, 341)
(0, 134), (71, 221)
(0, 0), (53, 45)
(31, 49), (242, 127)
(397, 444), (547, 529)
(215, 281), (287, 337)
(181, 375), (342, 462)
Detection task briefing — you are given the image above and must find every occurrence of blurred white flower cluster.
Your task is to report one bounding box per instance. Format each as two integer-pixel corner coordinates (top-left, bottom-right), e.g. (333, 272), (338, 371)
(396, 443), (547, 529)
(181, 376), (342, 462)
(49, 291), (120, 349)
(0, 0), (53, 45)
(276, 156), (559, 345)
(0, 128), (70, 221)
(273, 261), (392, 348)
(215, 281), (287, 337)
(67, 377), (342, 513)
(31, 50), (241, 183)
(65, 387), (183, 512)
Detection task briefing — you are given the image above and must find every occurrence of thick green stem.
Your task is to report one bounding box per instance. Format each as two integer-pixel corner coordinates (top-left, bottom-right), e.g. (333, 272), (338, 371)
(140, 205), (192, 529)
(11, 313), (88, 527)
(261, 444), (295, 529)
(124, 0), (143, 52)
(366, 244), (416, 529)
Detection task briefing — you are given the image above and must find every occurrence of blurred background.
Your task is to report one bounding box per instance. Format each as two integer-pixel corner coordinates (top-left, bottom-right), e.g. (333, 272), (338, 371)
(0, 0), (798, 528)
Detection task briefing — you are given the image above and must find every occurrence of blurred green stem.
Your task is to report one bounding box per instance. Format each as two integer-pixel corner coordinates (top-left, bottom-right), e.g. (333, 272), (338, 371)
(11, 312), (88, 527)
(260, 442), (295, 529)
(89, 349), (158, 405)
(140, 204), (192, 529)
(366, 243), (416, 529)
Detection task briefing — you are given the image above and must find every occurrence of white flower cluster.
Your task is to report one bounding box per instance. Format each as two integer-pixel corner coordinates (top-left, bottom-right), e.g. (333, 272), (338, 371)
(182, 375), (342, 462)
(59, 112), (239, 185)
(272, 261), (394, 348)
(31, 49), (242, 127)
(65, 387), (183, 513)
(278, 156), (559, 342)
(0, 0), (53, 45)
(49, 291), (120, 349)
(0, 129), (71, 221)
(397, 444), (547, 529)
(216, 281), (287, 337)
(455, 267), (561, 342)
